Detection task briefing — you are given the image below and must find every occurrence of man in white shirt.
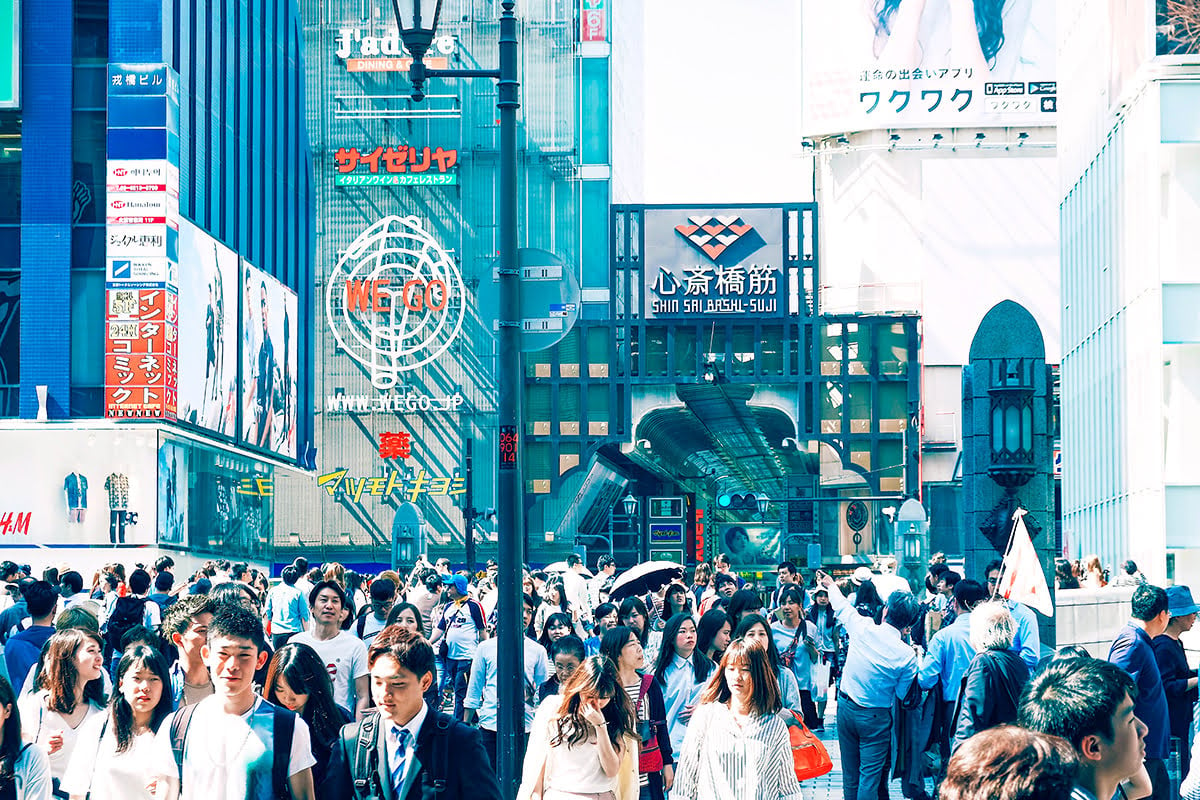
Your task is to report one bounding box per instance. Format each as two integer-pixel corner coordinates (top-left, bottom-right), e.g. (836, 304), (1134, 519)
(289, 580), (370, 718)
(561, 554), (590, 617)
(149, 604), (317, 800)
(588, 555), (617, 611)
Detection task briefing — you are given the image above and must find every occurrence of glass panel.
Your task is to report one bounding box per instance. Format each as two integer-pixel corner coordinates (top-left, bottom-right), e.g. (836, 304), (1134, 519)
(559, 384), (581, 418)
(0, 115), (21, 225)
(847, 322), (871, 373)
(70, 270), (104, 386)
(645, 326), (667, 376)
(877, 322), (908, 374)
(992, 406), (1003, 452)
(587, 384), (609, 420)
(732, 326), (755, 375)
(848, 384), (871, 424)
(1022, 405), (1032, 452)
(761, 325), (784, 374)
(1005, 406), (1020, 452)
(878, 382), (906, 422)
(674, 326), (697, 377)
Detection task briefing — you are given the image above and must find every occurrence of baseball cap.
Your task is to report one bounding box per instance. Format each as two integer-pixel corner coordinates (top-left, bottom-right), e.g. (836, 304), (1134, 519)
(443, 574), (469, 595)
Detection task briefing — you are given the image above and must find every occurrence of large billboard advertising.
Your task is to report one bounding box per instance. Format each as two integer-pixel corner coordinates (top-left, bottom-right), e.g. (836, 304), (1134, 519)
(177, 219), (239, 437)
(241, 261), (298, 459)
(0, 429), (157, 545)
(1159, 1), (1200, 55)
(800, 0), (1056, 135)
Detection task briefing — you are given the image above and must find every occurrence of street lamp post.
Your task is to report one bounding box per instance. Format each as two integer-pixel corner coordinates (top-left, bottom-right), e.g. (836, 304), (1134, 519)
(393, 1), (524, 795)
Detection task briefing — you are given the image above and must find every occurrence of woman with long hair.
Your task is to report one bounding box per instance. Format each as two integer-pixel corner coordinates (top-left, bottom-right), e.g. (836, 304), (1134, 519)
(538, 612), (576, 655)
(725, 589), (763, 629)
(768, 587), (821, 728)
(517, 655), (638, 800)
(670, 639), (802, 799)
(733, 614), (803, 714)
(661, 583), (693, 623)
(383, 602), (440, 710)
(600, 627), (674, 800)
(652, 614), (711, 753)
(18, 630), (106, 788)
(869, 0), (1011, 76)
(696, 609), (732, 665)
(263, 643), (352, 788)
(618, 597), (663, 667)
(60, 645), (172, 799)
(534, 578), (586, 642)
(1081, 554), (1107, 588)
(0, 676), (49, 799)
(805, 587), (839, 726)
(689, 564), (712, 609)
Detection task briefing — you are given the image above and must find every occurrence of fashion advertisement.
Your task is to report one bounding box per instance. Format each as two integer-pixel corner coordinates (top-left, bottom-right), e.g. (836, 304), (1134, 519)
(1159, 0), (1200, 54)
(157, 440), (189, 547)
(240, 260), (298, 459)
(0, 429), (157, 545)
(718, 524), (781, 567)
(800, 0), (1056, 135)
(177, 218), (239, 438)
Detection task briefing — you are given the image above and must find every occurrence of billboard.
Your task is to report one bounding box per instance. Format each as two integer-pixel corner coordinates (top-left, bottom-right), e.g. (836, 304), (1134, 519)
(177, 219), (239, 437)
(800, 0), (1056, 135)
(642, 208), (785, 318)
(0, 429), (157, 545)
(1159, 0), (1200, 55)
(241, 261), (298, 459)
(718, 523), (781, 568)
(157, 440), (188, 547)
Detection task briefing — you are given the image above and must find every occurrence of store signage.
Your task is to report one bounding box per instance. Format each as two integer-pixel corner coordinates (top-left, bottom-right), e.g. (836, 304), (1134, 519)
(644, 209), (784, 318)
(335, 30), (455, 72)
(334, 146), (458, 186)
(317, 467), (466, 502)
(0, 513), (31, 536)
(325, 216), (465, 389)
(581, 0), (606, 43)
(104, 287), (180, 419)
(325, 391), (466, 414)
(649, 497), (684, 520)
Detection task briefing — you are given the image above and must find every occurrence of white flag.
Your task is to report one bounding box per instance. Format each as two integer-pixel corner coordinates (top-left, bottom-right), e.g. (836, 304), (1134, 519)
(998, 508), (1054, 617)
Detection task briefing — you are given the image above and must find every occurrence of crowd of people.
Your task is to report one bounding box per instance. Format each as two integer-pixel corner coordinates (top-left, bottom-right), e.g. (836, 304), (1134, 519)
(0, 551), (1187, 800)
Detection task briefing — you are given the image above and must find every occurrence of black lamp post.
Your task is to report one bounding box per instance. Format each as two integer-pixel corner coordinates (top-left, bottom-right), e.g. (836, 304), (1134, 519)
(393, 2), (525, 795)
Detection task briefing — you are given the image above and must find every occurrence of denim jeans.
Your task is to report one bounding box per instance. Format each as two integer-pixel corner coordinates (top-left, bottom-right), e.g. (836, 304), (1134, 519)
(440, 656), (472, 719)
(836, 694), (892, 800)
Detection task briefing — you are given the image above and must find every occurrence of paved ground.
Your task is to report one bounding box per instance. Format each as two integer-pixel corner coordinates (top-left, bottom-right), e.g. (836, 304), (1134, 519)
(802, 695), (922, 800)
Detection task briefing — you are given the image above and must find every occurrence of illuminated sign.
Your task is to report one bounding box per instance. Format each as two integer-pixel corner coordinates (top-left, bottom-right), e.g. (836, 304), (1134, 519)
(325, 216), (466, 389)
(335, 30), (455, 72)
(317, 468), (466, 502)
(104, 287), (180, 419)
(325, 391), (466, 415)
(334, 146), (458, 186)
(648, 497), (684, 520)
(581, 0), (606, 43)
(499, 426), (518, 471)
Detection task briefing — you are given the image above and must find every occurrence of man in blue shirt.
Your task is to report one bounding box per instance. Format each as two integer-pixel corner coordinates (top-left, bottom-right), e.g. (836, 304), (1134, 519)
(263, 565), (311, 650)
(4, 580), (56, 690)
(1108, 584), (1172, 800)
(817, 570), (919, 800)
(463, 593), (547, 770)
(984, 559), (1041, 671)
(919, 578), (987, 774)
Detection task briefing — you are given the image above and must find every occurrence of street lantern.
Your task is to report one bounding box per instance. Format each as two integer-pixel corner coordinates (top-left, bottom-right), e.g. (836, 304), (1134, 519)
(391, 0), (444, 100)
(987, 358), (1036, 489)
(896, 497), (928, 589)
(756, 493), (770, 518)
(622, 493), (638, 517)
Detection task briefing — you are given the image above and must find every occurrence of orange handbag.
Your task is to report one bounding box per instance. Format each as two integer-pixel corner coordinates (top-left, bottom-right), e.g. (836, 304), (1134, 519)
(785, 710), (833, 781)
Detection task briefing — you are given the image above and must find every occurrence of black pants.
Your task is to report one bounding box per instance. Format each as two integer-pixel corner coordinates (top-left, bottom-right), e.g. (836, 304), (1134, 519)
(637, 772), (665, 800)
(798, 689), (820, 729)
(109, 510), (127, 544)
(1147, 756), (1170, 800)
(480, 728), (527, 773)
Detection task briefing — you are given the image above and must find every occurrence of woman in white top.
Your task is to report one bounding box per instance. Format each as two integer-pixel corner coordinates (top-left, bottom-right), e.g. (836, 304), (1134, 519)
(0, 675), (51, 799)
(18, 630), (106, 791)
(670, 638), (803, 800)
(60, 645), (172, 800)
(518, 655), (638, 800)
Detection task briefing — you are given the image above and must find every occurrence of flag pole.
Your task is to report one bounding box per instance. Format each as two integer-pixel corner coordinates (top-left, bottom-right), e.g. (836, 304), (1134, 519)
(991, 506), (1023, 601)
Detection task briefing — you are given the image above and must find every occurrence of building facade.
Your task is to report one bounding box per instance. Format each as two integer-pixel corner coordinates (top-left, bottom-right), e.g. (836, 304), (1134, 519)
(0, 0), (315, 573)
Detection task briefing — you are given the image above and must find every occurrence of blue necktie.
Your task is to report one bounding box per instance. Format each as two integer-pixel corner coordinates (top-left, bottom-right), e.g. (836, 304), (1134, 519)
(391, 727), (411, 796)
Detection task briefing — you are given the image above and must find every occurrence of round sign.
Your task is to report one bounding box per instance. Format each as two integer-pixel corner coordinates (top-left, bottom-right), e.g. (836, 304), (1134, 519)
(846, 500), (869, 532)
(325, 216), (466, 389)
(476, 248), (581, 352)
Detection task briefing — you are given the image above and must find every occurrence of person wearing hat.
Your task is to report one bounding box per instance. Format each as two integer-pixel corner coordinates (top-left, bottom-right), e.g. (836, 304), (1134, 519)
(1153, 585), (1200, 777)
(429, 573), (487, 721)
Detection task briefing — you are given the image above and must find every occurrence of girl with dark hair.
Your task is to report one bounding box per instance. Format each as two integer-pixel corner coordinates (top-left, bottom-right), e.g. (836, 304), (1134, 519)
(538, 612), (576, 655)
(806, 587), (840, 725)
(853, 578), (885, 623)
(733, 614), (804, 714)
(60, 645), (172, 799)
(661, 583), (692, 623)
(696, 609), (732, 664)
(534, 578), (586, 642)
(870, 0), (1011, 75)
(383, 602), (439, 710)
(652, 614), (712, 753)
(517, 655), (638, 800)
(600, 627), (674, 800)
(771, 585), (822, 728)
(725, 589), (763, 629)
(0, 675), (49, 799)
(670, 639), (802, 799)
(263, 643), (352, 788)
(18, 630), (106, 787)
(618, 597), (662, 667)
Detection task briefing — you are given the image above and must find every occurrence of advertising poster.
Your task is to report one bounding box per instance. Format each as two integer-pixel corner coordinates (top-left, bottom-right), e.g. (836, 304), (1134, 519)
(157, 441), (188, 547)
(0, 429), (157, 545)
(241, 260), (298, 459)
(176, 219), (238, 437)
(1159, 0), (1200, 55)
(718, 523), (781, 567)
(800, 0), (1056, 135)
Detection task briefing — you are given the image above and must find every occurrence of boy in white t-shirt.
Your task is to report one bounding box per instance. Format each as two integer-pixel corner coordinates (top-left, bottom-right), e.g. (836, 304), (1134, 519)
(289, 580), (370, 718)
(149, 604), (317, 800)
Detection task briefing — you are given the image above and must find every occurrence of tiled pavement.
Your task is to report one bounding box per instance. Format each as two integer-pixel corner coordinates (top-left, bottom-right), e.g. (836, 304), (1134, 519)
(801, 695), (923, 800)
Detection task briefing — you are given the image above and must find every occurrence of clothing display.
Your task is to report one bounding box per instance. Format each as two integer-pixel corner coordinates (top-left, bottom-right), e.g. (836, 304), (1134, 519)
(105, 473), (131, 544)
(64, 471), (88, 523)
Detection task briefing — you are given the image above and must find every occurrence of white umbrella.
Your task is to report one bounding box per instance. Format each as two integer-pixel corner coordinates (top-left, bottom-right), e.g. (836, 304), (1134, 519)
(544, 561), (594, 578)
(609, 561), (684, 600)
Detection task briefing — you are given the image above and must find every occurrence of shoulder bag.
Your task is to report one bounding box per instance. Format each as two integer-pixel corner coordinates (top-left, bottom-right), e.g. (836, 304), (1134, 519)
(784, 710), (832, 781)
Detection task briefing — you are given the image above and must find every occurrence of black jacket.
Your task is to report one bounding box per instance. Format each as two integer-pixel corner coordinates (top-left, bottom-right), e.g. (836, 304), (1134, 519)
(321, 708), (501, 800)
(951, 648), (1030, 753)
(1152, 633), (1198, 740)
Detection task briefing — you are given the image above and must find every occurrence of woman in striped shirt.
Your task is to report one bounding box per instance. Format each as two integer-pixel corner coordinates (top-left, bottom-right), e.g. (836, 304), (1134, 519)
(670, 638), (803, 800)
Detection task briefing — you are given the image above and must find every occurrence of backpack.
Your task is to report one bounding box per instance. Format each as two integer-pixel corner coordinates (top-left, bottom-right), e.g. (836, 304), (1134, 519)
(342, 710), (451, 799)
(104, 596), (146, 653)
(170, 701), (295, 799)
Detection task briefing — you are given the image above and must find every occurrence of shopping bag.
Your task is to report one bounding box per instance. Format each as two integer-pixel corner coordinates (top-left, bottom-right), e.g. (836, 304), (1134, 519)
(813, 660), (832, 702)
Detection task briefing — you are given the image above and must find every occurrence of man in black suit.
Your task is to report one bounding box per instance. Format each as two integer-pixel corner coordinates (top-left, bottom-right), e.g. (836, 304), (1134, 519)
(322, 625), (500, 800)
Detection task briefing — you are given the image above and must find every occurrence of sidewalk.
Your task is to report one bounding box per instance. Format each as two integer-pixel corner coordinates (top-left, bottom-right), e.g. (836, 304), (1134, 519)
(802, 694), (921, 800)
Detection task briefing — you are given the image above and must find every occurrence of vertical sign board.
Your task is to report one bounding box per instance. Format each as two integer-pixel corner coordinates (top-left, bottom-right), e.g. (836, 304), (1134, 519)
(104, 64), (181, 419)
(0, 0), (17, 109)
(648, 496), (684, 563)
(581, 0), (606, 43)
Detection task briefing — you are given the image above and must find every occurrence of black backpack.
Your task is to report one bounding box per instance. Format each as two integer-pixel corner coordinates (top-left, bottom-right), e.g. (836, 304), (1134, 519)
(342, 711), (450, 799)
(104, 596), (146, 653)
(170, 701), (295, 798)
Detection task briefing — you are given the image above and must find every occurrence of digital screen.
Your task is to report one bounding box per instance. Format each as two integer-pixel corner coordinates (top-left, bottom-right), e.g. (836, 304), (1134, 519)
(648, 496), (684, 519)
(499, 426), (518, 470)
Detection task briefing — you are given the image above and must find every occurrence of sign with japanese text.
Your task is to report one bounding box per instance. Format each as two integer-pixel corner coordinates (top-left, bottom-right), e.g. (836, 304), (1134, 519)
(335, 29), (455, 72)
(317, 467), (466, 503)
(333, 146), (458, 186)
(103, 287), (179, 419)
(799, 1), (1055, 135)
(643, 208), (785, 318)
(0, 0), (18, 109)
(581, 0), (607, 43)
